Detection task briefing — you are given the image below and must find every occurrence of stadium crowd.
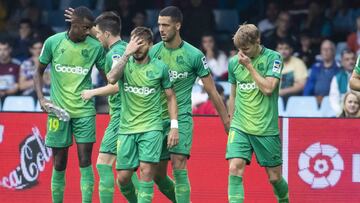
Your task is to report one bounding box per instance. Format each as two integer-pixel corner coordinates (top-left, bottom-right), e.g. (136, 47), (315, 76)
(0, 0), (360, 117)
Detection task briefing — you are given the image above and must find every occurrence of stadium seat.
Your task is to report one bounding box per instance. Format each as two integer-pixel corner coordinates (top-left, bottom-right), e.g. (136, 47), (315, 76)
(146, 9), (160, 29)
(217, 81), (231, 96)
(213, 9), (239, 33)
(278, 97), (286, 117)
(319, 96), (337, 117)
(2, 96), (35, 112)
(286, 96), (321, 117)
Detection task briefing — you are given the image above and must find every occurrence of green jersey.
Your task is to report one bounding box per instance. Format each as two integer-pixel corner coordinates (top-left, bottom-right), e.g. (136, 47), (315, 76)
(149, 41), (210, 118)
(354, 55), (360, 75)
(105, 40), (127, 115)
(39, 32), (105, 118)
(119, 57), (172, 134)
(228, 47), (283, 136)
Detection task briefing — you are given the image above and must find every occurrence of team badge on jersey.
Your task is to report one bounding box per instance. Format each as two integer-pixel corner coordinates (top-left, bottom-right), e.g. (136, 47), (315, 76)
(176, 56), (185, 65)
(81, 49), (89, 58)
(146, 70), (155, 79)
(272, 60), (282, 74)
(111, 54), (121, 69)
(201, 56), (209, 69)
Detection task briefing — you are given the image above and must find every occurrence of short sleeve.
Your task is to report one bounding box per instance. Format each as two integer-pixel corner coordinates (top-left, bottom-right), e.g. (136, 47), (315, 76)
(265, 53), (283, 79)
(39, 38), (53, 65)
(228, 58), (236, 84)
(95, 46), (106, 71)
(194, 53), (210, 78)
(355, 56), (360, 75)
(161, 65), (172, 89)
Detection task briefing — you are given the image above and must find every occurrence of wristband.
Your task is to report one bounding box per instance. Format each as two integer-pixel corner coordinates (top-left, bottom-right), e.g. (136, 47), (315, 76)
(170, 119), (178, 129)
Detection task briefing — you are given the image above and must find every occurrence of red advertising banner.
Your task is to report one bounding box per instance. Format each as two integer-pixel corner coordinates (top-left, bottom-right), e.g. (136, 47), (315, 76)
(286, 118), (360, 202)
(1, 113), (359, 202)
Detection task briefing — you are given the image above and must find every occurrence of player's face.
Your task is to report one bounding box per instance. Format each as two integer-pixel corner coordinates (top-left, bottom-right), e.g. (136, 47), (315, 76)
(30, 42), (43, 57)
(158, 16), (178, 42)
(345, 94), (360, 115)
(71, 18), (93, 42)
(133, 40), (152, 61)
(238, 43), (258, 58)
(94, 25), (108, 47)
(341, 52), (356, 72)
(0, 43), (11, 61)
(276, 44), (292, 60)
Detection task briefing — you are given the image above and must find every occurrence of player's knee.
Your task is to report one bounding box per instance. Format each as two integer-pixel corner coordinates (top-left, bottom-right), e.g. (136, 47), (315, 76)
(229, 159), (245, 176)
(171, 156), (187, 169)
(267, 169), (282, 183)
(79, 156), (92, 167)
(54, 162), (67, 171)
(117, 173), (131, 186)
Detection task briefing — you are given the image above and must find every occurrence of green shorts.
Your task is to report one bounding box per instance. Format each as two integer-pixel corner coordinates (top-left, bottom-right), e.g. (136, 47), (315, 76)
(160, 114), (193, 160)
(99, 113), (121, 155)
(116, 130), (163, 170)
(226, 127), (282, 167)
(45, 115), (96, 148)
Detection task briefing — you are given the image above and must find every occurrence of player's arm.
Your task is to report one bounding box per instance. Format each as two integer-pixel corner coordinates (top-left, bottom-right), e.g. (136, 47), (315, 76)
(165, 88), (179, 148)
(107, 36), (144, 84)
(238, 51), (279, 96)
(34, 63), (51, 111)
(228, 83), (237, 121)
(201, 75), (230, 133)
(350, 71), (360, 91)
(81, 84), (119, 100)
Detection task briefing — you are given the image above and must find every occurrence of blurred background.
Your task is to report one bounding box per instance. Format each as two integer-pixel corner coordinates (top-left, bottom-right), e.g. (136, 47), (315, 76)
(0, 0), (360, 118)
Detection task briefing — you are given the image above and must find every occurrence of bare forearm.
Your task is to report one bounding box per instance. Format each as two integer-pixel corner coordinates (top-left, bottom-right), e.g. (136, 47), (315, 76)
(167, 94), (178, 120)
(247, 65), (274, 95)
(107, 54), (129, 84)
(90, 84), (119, 97)
(350, 77), (360, 91)
(228, 95), (235, 121)
(19, 79), (34, 90)
(208, 90), (228, 123)
(34, 68), (45, 99)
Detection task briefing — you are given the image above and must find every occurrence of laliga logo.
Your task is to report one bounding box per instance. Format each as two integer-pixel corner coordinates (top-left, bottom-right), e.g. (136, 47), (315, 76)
(298, 142), (344, 189)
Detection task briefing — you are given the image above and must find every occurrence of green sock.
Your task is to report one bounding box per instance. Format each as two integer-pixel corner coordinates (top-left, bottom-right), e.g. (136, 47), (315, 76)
(138, 181), (154, 203)
(228, 175), (244, 203)
(96, 164), (114, 203)
(173, 169), (191, 203)
(80, 165), (95, 203)
(51, 168), (66, 203)
(119, 180), (137, 203)
(155, 176), (176, 202)
(271, 177), (289, 203)
(131, 172), (139, 191)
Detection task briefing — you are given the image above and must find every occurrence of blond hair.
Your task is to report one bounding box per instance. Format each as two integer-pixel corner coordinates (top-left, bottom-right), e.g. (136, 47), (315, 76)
(233, 24), (260, 48)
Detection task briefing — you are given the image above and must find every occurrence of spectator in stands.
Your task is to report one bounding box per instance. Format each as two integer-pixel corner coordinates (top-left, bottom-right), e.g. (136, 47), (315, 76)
(193, 83), (225, 115)
(182, 0), (215, 47)
(257, 1), (279, 33)
(13, 18), (34, 61)
(262, 11), (298, 50)
(294, 31), (316, 68)
(19, 39), (50, 99)
(329, 49), (356, 114)
(200, 33), (228, 81)
(0, 39), (20, 102)
(277, 39), (308, 104)
(114, 0), (136, 38)
(131, 10), (146, 29)
(7, 0), (40, 30)
(300, 2), (331, 46)
(338, 91), (360, 118)
(347, 16), (360, 54)
(329, 0), (356, 43)
(304, 39), (340, 105)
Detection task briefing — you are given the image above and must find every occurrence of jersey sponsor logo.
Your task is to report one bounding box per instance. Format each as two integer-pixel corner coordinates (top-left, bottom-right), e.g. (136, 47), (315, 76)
(236, 81), (257, 91)
(272, 60), (282, 74)
(201, 56), (209, 69)
(124, 83), (156, 95)
(54, 64), (89, 75)
(169, 70), (188, 81)
(298, 142), (344, 189)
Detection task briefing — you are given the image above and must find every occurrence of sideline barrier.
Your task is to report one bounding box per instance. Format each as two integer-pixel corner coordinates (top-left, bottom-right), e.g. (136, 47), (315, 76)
(0, 113), (359, 202)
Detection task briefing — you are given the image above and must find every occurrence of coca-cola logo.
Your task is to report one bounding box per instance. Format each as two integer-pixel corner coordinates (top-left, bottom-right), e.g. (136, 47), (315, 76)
(0, 127), (52, 189)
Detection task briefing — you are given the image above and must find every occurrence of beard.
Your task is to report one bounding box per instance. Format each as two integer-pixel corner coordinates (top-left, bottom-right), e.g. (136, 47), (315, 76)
(133, 50), (148, 61)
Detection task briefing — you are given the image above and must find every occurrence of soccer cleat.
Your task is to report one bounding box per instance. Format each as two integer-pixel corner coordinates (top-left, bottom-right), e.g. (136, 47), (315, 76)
(45, 103), (70, 122)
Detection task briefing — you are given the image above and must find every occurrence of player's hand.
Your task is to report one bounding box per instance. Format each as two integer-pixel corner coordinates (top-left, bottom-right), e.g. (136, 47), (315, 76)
(223, 119), (230, 134)
(124, 36), (145, 56)
(167, 128), (179, 149)
(39, 97), (52, 113)
(238, 51), (251, 68)
(64, 7), (75, 22)
(81, 90), (94, 100)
